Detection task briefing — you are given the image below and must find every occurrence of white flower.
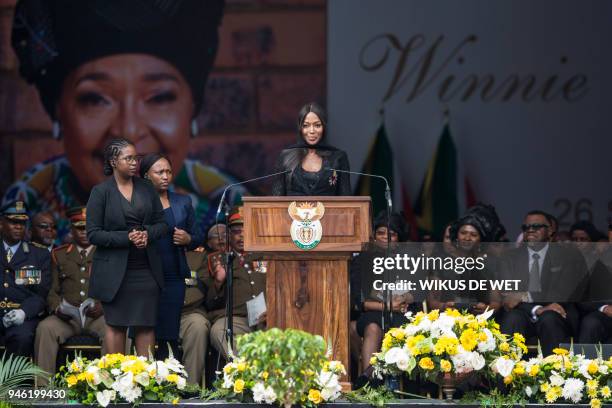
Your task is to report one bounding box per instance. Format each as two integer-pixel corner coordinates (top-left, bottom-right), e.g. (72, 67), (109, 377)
(561, 378), (584, 403)
(468, 352), (486, 371)
(165, 356), (186, 374)
(321, 376), (342, 402)
(404, 324), (420, 336)
(263, 386), (277, 404)
(134, 371), (150, 387)
(252, 382), (266, 403)
(477, 329), (496, 353)
(111, 368), (121, 376)
(578, 361), (594, 380)
(550, 371), (565, 387)
(95, 390), (115, 407)
(430, 315), (456, 338)
(150, 361), (170, 383)
(176, 376), (186, 390)
(492, 357), (515, 378)
(384, 347), (405, 365)
(416, 317), (432, 332)
(396, 353), (412, 371)
(404, 311), (413, 320)
(599, 363), (609, 375)
(476, 308), (494, 322)
(525, 386), (533, 397)
(451, 352), (471, 374)
(86, 365), (102, 385)
(222, 373), (234, 389)
(121, 385), (142, 403)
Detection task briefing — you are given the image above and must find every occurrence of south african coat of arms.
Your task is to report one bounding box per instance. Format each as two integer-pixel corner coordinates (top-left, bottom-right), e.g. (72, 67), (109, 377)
(288, 201), (325, 250)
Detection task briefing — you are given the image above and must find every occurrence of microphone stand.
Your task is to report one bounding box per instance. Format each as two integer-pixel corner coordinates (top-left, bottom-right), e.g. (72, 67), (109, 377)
(330, 168), (393, 331)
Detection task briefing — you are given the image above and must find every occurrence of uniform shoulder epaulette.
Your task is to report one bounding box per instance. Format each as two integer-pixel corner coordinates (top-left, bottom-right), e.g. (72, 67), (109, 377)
(31, 241), (47, 249)
(51, 243), (70, 263)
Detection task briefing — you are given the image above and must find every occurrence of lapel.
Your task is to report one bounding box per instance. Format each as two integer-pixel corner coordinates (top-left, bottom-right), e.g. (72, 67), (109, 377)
(9, 242), (28, 266)
(67, 245), (82, 265)
(541, 244), (554, 291)
(168, 192), (181, 228)
(108, 178), (127, 228)
(133, 178), (152, 224)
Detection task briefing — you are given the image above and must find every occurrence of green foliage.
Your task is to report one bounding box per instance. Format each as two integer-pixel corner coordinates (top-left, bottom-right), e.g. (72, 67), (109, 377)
(461, 389), (527, 408)
(344, 384), (396, 407)
(0, 351), (48, 398)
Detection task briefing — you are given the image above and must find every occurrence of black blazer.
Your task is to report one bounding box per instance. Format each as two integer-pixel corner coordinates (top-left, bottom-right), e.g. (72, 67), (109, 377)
(168, 191), (203, 279)
(500, 243), (589, 334)
(271, 149), (351, 196)
(86, 177), (168, 302)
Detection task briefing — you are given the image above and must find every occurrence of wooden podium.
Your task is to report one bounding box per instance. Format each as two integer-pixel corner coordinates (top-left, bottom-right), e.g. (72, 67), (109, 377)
(243, 196), (371, 382)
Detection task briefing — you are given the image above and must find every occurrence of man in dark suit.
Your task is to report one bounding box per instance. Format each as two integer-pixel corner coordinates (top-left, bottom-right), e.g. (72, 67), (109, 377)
(499, 210), (588, 355)
(0, 200), (51, 357)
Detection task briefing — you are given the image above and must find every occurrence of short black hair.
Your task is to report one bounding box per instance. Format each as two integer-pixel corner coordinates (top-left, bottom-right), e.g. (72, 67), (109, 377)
(526, 210), (554, 226)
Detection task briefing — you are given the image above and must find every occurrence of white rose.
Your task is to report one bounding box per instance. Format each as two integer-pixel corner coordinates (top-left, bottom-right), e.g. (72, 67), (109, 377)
(384, 347), (404, 365)
(550, 371), (565, 387)
(468, 352), (486, 371)
(493, 357), (515, 378)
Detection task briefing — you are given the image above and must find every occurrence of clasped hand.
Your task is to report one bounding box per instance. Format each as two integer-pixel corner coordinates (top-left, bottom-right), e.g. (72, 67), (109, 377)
(2, 309), (25, 328)
(172, 227), (191, 246)
(128, 229), (148, 249)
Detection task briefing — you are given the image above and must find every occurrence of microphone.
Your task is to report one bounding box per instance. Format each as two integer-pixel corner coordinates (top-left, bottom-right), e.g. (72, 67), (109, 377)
(328, 168), (392, 212)
(215, 170), (291, 219)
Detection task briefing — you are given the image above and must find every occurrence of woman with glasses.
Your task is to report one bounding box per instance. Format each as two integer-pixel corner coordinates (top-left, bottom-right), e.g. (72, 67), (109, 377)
(272, 102), (351, 196)
(86, 138), (168, 356)
(138, 153), (203, 358)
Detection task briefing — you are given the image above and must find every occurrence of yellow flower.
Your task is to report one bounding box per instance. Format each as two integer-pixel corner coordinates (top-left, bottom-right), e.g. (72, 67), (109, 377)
(601, 386), (611, 398)
(528, 365), (539, 377)
(77, 372), (87, 381)
(236, 362), (247, 372)
(308, 389), (322, 404)
(545, 386), (562, 403)
(440, 359), (452, 373)
(223, 364), (233, 374)
(591, 398), (602, 408)
(540, 383), (550, 393)
(513, 333), (525, 344)
(553, 347), (569, 356)
(369, 356), (377, 366)
(478, 332), (488, 342)
(588, 388), (599, 399)
(418, 357), (435, 370)
(499, 342), (510, 353)
(70, 360), (82, 373)
(503, 375), (513, 385)
(262, 371), (269, 380)
(166, 374), (179, 384)
(233, 379), (245, 393)
(460, 329), (478, 351)
(382, 335), (393, 350)
(588, 361), (599, 375)
(389, 328), (405, 340)
(66, 375), (78, 387)
(172, 397), (180, 405)
(427, 310), (439, 321)
(587, 379), (599, 390)
(513, 362), (525, 376)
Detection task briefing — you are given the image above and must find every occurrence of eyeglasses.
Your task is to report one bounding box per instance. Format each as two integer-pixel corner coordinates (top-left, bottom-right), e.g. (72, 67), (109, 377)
(521, 223), (549, 232)
(36, 223), (57, 230)
(118, 155), (140, 164)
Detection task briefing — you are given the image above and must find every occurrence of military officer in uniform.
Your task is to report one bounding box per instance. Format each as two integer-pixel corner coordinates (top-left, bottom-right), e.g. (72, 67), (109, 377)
(30, 212), (58, 252)
(205, 207), (266, 358)
(0, 200), (51, 357)
(34, 206), (105, 381)
(180, 246), (211, 386)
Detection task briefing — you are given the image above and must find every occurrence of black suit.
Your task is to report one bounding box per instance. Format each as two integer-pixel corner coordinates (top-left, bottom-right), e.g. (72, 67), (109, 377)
(86, 177), (167, 303)
(0, 242), (51, 356)
(499, 243), (588, 355)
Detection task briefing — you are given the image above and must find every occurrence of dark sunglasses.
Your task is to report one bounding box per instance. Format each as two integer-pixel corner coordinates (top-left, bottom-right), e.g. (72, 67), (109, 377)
(521, 223), (549, 232)
(36, 223), (57, 230)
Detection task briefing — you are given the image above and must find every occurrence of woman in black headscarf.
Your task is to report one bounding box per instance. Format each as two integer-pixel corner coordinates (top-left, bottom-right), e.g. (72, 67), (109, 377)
(271, 102), (351, 196)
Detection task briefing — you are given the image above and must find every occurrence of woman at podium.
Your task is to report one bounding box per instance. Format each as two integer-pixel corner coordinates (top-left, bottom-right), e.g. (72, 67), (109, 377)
(272, 103), (351, 196)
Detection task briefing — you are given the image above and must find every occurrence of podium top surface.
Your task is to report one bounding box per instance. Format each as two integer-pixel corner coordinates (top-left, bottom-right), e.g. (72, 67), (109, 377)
(243, 196), (372, 253)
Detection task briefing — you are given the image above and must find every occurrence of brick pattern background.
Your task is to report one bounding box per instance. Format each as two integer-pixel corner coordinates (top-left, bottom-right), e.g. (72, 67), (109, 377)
(0, 0), (326, 196)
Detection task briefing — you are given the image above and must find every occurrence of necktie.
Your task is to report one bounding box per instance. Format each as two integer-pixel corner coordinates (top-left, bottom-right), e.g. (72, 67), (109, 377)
(80, 249), (87, 262)
(528, 253), (541, 292)
(6, 248), (13, 263)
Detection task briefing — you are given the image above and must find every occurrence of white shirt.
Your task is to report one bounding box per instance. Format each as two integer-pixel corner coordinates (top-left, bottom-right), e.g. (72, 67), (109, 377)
(3, 241), (22, 260)
(75, 245), (93, 258)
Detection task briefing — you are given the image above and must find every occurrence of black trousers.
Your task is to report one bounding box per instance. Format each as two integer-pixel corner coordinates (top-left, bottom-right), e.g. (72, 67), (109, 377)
(579, 311), (612, 343)
(500, 309), (572, 356)
(0, 318), (39, 357)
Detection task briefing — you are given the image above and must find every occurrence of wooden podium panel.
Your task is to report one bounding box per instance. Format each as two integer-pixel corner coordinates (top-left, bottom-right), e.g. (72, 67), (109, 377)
(243, 196), (371, 386)
(243, 196), (370, 252)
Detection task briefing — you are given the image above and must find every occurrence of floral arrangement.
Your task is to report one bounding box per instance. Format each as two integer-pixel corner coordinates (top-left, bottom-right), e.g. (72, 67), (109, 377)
(371, 309), (527, 383)
(498, 347), (612, 408)
(212, 328), (346, 407)
(56, 353), (189, 406)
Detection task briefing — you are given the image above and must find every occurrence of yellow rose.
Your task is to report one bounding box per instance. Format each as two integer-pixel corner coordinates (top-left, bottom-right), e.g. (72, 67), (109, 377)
(587, 361), (599, 375)
(66, 375), (78, 387)
(601, 386), (611, 398)
(418, 357), (435, 370)
(440, 359), (452, 373)
(503, 375), (513, 385)
(233, 379), (245, 393)
(552, 348), (569, 356)
(591, 398), (602, 408)
(308, 389), (322, 404)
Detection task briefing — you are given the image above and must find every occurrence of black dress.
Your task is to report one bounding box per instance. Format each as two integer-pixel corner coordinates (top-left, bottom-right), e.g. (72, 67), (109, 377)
(102, 189), (161, 327)
(271, 149), (351, 196)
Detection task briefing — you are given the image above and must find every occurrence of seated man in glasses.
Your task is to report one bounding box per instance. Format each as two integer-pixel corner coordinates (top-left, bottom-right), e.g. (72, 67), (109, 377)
(30, 212), (58, 252)
(498, 210), (588, 356)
